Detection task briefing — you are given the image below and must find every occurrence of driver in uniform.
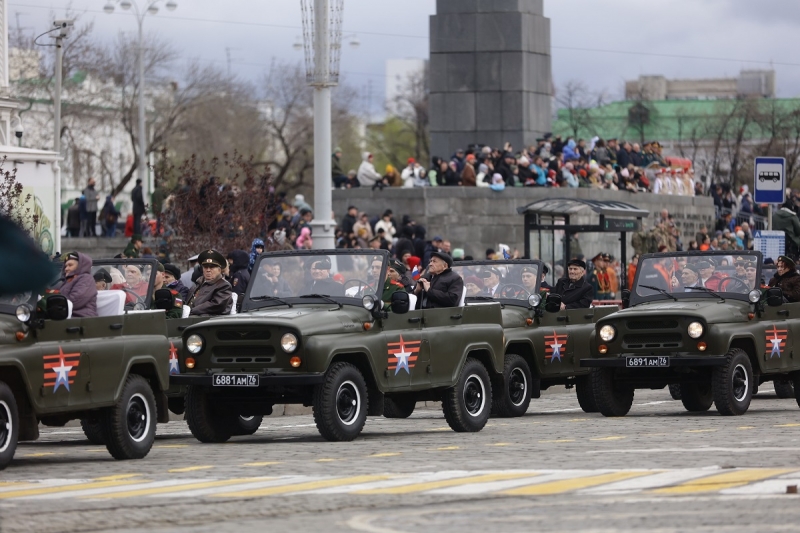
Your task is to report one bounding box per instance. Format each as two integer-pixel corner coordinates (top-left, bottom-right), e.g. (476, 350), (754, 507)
(521, 266), (538, 295)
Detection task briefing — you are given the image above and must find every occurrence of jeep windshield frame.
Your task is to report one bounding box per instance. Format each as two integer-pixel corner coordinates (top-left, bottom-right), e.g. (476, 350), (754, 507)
(88, 259), (160, 309)
(452, 259), (543, 308)
(630, 250), (762, 307)
(242, 249), (390, 312)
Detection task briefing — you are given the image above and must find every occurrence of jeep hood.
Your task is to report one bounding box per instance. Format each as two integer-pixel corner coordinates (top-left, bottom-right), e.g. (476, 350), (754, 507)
(610, 299), (750, 324)
(188, 305), (371, 336)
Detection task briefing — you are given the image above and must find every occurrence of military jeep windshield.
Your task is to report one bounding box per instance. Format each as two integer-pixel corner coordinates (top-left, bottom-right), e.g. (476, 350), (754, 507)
(244, 250), (387, 310)
(452, 260), (541, 304)
(632, 251), (761, 305)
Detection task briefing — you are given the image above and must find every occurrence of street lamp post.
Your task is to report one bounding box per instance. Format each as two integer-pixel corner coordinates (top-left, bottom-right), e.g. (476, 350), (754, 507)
(300, 0), (345, 250)
(103, 0), (176, 206)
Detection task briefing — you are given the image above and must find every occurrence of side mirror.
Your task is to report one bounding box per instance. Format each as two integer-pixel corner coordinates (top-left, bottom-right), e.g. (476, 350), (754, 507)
(46, 295), (70, 321)
(621, 289), (631, 309)
(154, 288), (174, 310)
(545, 293), (562, 313)
(766, 287), (784, 307)
(390, 291), (410, 314)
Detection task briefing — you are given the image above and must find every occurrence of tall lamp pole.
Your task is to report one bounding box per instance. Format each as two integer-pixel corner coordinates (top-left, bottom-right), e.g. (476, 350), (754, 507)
(300, 0), (345, 250)
(103, 0), (176, 204)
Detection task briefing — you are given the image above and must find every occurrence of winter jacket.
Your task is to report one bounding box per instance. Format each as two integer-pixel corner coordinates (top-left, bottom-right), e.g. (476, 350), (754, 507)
(228, 250), (251, 301)
(188, 276), (233, 316)
(357, 153), (382, 187)
(418, 268), (464, 309)
(374, 219), (396, 240)
(769, 270), (800, 303)
(82, 185), (99, 213)
(132, 184), (145, 215)
(341, 213), (357, 235)
(552, 276), (593, 309)
(461, 163), (477, 186)
(563, 140), (579, 162)
(56, 252), (98, 317)
(248, 238), (264, 272)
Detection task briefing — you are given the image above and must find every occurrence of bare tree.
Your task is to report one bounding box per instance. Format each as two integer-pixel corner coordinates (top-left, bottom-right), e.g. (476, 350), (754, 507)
(556, 80), (597, 138)
(385, 67), (429, 164)
(0, 158), (38, 233)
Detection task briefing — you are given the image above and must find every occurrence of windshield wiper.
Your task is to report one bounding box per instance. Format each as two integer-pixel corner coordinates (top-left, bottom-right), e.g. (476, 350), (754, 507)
(684, 286), (725, 302)
(298, 294), (343, 309)
(638, 285), (678, 302)
(250, 295), (293, 307)
(465, 295), (495, 301)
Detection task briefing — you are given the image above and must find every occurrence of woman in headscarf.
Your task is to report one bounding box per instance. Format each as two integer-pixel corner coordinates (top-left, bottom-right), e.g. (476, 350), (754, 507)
(248, 238), (264, 273)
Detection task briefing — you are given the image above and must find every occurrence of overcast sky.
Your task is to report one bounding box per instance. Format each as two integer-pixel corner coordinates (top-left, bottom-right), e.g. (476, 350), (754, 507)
(14, 0), (800, 112)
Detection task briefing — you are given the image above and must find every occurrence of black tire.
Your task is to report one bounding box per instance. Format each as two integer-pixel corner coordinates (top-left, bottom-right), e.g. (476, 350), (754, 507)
(313, 363), (368, 442)
(493, 354), (532, 418)
(591, 367), (634, 417)
(576, 374), (599, 413)
(794, 374), (800, 409)
(185, 386), (235, 443)
(668, 383), (682, 400)
(680, 383), (713, 412)
(0, 381), (19, 471)
(712, 348), (753, 416)
(168, 396), (186, 415)
(80, 417), (105, 445)
(442, 357), (492, 432)
(774, 379), (795, 399)
(100, 374), (156, 460)
(233, 415), (263, 436)
(384, 395), (416, 419)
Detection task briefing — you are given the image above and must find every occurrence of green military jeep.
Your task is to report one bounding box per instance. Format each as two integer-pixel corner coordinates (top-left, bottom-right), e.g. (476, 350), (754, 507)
(0, 258), (176, 470)
(452, 260), (618, 416)
(172, 250), (506, 442)
(582, 250), (800, 417)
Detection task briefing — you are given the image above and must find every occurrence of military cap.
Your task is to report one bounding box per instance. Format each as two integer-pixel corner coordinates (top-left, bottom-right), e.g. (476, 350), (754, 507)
(310, 257), (332, 270)
(198, 249), (226, 269)
(591, 252), (605, 262)
(693, 260), (713, 270)
(64, 252), (80, 262)
(429, 250), (453, 268)
(480, 266), (502, 278)
(567, 258), (587, 270)
(778, 255), (797, 269)
(388, 258), (406, 274)
(681, 263), (700, 275)
(131, 234), (143, 242)
(156, 262), (165, 273)
(93, 268), (112, 284)
(521, 266), (537, 275)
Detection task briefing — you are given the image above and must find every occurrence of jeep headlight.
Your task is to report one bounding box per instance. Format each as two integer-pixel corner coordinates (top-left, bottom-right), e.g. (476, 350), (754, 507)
(281, 333), (298, 353)
(528, 294), (541, 307)
(748, 289), (761, 303)
(186, 334), (204, 354)
(687, 322), (704, 339)
(599, 325), (616, 342)
(15, 305), (31, 323)
(362, 295), (376, 311)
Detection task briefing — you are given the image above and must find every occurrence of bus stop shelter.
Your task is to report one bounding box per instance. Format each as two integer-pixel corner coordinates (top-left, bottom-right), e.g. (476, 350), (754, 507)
(517, 198), (649, 289)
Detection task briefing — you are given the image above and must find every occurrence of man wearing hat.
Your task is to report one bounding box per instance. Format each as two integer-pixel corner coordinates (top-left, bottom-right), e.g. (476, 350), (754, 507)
(308, 257), (344, 296)
(50, 252), (98, 317)
(150, 262), (184, 319)
(187, 250), (233, 315)
(552, 259), (593, 309)
(382, 259), (408, 307)
(94, 268), (113, 291)
(180, 253), (200, 289)
(678, 263), (703, 292)
(521, 265), (539, 294)
(768, 255), (800, 302)
(414, 251), (463, 308)
(480, 266), (503, 297)
(696, 259), (723, 291)
(590, 252), (618, 301)
(163, 263), (190, 301)
(123, 234), (143, 258)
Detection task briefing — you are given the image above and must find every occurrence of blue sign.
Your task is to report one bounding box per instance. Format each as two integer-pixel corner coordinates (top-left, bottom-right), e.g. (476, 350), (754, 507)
(753, 157), (786, 204)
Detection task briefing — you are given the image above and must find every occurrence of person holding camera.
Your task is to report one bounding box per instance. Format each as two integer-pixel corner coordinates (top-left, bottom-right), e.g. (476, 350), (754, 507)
(413, 251), (463, 309)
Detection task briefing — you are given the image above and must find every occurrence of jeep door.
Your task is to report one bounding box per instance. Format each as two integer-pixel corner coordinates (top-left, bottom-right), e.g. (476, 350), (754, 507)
(380, 308), (429, 390)
(761, 302), (799, 374)
(534, 310), (577, 377)
(422, 306), (470, 387)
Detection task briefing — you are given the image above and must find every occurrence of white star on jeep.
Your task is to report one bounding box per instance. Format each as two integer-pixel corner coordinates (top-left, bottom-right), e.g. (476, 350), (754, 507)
(395, 348), (412, 375)
(53, 358), (72, 392)
(550, 340), (563, 361)
(770, 335), (782, 358)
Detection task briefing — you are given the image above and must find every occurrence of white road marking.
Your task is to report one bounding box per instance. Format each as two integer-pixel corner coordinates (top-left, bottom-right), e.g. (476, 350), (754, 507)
(588, 447), (800, 454)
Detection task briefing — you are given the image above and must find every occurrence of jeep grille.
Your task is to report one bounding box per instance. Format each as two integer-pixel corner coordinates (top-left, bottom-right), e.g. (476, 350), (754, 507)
(623, 333), (682, 349)
(216, 329), (271, 341)
(626, 319), (679, 330)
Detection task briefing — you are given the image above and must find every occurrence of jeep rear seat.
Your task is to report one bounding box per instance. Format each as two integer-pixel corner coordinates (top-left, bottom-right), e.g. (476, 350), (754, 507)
(96, 290), (126, 317)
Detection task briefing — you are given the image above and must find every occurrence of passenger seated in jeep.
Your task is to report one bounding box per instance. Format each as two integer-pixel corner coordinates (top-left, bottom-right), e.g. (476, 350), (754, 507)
(552, 258), (592, 309)
(768, 255), (800, 302)
(54, 252), (98, 317)
(414, 251), (463, 308)
(308, 257), (344, 296)
(188, 250), (233, 315)
(94, 269), (112, 291)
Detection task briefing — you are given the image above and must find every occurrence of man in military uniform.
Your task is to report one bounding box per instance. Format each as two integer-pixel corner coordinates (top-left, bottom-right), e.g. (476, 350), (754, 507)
(382, 259), (407, 307)
(150, 262), (184, 319)
(590, 252), (618, 301)
(123, 234), (143, 258)
(187, 250), (233, 315)
(521, 265), (539, 294)
(734, 256), (749, 281)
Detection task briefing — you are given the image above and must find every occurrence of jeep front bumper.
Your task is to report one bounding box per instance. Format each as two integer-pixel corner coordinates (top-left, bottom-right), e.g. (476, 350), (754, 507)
(170, 373), (325, 387)
(581, 356), (728, 368)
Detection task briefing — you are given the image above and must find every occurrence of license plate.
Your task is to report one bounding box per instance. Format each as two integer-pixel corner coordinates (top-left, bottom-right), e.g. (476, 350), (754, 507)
(212, 374), (259, 387)
(626, 356), (669, 368)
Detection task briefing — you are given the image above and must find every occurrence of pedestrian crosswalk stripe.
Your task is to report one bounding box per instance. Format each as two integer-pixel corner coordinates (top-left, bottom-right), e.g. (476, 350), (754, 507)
(86, 478), (275, 499)
(214, 475), (391, 498)
(653, 468), (796, 494)
(0, 479), (140, 499)
(355, 472), (538, 495)
(502, 471), (651, 496)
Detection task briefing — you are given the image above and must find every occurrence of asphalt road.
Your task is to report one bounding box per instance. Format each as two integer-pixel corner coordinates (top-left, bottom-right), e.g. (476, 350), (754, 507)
(2, 387), (800, 533)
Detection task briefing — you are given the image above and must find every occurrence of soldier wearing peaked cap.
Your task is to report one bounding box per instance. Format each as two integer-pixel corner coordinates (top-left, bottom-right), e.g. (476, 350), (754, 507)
(187, 250), (233, 315)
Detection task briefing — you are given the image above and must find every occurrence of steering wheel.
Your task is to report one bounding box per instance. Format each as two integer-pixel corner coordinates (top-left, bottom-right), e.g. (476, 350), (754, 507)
(717, 277), (749, 293)
(498, 284), (531, 299)
(343, 279), (372, 298)
(121, 288), (147, 310)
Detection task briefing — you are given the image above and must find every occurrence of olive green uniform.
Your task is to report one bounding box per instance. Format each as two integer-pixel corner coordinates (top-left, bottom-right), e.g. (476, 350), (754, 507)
(382, 278), (405, 308)
(151, 287), (184, 319)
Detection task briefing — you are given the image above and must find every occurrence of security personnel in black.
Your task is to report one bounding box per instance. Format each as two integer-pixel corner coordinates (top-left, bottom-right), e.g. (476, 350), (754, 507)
(552, 258), (593, 309)
(150, 262), (184, 319)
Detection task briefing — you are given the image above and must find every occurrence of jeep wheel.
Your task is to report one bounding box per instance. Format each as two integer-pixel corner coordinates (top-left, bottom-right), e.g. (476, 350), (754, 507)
(185, 386), (235, 443)
(576, 375), (599, 413)
(167, 397), (186, 416)
(774, 379), (794, 399)
(101, 374), (156, 460)
(668, 383), (682, 400)
(591, 367), (634, 417)
(712, 348), (753, 416)
(442, 358), (492, 432)
(80, 417), (105, 445)
(232, 415), (263, 436)
(313, 363), (368, 442)
(384, 395), (416, 419)
(493, 354), (532, 418)
(0, 382), (19, 471)
(680, 383), (713, 412)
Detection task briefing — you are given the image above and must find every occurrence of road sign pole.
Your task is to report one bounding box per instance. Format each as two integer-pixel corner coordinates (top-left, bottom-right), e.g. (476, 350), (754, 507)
(768, 204), (772, 230)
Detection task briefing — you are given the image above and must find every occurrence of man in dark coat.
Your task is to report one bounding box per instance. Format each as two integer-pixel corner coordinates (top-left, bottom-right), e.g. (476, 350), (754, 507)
(769, 255), (800, 303)
(131, 178), (145, 235)
(226, 250), (251, 309)
(552, 258), (593, 309)
(414, 251), (464, 308)
(308, 257), (344, 296)
(188, 250), (233, 315)
(341, 205), (358, 236)
(66, 197), (81, 237)
(163, 263), (190, 301)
